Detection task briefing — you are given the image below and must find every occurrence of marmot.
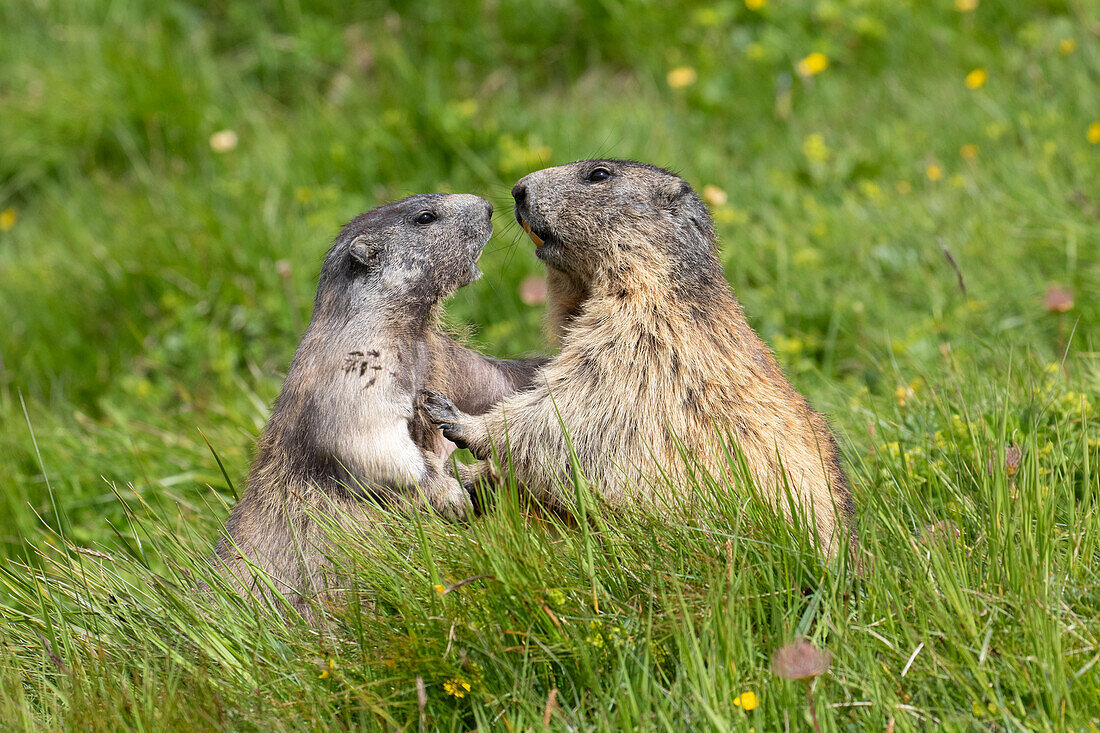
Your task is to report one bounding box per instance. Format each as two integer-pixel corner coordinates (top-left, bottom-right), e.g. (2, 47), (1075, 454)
(422, 160), (857, 558)
(214, 193), (543, 613)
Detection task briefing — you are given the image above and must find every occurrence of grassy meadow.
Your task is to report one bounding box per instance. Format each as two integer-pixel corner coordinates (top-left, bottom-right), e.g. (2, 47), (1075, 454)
(1, 0), (1099, 729)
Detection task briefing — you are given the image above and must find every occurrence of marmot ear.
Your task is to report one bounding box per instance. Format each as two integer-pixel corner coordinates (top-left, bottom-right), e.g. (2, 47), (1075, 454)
(655, 178), (693, 212)
(349, 234), (383, 266)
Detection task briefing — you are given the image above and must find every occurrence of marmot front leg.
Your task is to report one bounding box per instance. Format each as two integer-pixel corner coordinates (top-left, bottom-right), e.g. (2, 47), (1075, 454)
(420, 390), (494, 460)
(446, 458), (505, 516)
(452, 458), (502, 489)
(434, 342), (547, 416)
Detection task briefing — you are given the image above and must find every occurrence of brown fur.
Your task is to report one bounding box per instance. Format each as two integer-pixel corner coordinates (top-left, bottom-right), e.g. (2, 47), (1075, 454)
(422, 161), (857, 558)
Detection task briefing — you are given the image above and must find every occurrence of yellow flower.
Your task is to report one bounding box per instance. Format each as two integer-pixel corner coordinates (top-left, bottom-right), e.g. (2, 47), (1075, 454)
(0, 208), (16, 232)
(667, 66), (698, 89)
(1088, 122), (1100, 144)
(797, 52), (829, 77)
(926, 163), (943, 181)
(433, 584), (446, 594)
(802, 133), (829, 163)
(1058, 38), (1076, 55)
(972, 700), (996, 717)
(955, 0), (978, 10)
(734, 691), (759, 711)
(745, 0), (765, 9)
(443, 678), (471, 698)
(965, 68), (987, 89)
(585, 620), (606, 648)
(959, 144), (979, 159)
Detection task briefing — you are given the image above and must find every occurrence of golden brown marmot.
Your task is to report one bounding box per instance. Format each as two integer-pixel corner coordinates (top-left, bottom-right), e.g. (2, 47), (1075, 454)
(422, 161), (857, 559)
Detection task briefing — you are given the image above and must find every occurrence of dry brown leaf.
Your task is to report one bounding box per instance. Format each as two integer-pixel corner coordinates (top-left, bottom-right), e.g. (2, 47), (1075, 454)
(771, 638), (831, 681)
(1004, 442), (1021, 477)
(1044, 286), (1074, 313)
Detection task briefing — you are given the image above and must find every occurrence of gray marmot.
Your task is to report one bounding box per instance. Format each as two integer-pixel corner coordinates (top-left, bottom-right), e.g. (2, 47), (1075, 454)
(214, 193), (543, 613)
(422, 161), (857, 559)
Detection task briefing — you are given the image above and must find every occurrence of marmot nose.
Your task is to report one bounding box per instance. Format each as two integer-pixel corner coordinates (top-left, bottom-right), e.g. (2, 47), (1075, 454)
(511, 182), (527, 206)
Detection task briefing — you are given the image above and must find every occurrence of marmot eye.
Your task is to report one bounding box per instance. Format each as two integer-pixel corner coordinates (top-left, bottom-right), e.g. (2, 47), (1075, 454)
(415, 211), (437, 225)
(587, 167), (612, 183)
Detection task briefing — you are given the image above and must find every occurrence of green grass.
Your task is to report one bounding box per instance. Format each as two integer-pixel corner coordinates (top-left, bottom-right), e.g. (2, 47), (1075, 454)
(1, 0), (1098, 729)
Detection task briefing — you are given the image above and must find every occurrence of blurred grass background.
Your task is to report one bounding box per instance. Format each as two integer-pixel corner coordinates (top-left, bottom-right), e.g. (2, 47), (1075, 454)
(0, 0), (1098, 729)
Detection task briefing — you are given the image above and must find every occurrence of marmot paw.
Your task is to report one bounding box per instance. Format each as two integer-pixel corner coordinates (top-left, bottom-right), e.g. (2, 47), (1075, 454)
(419, 390), (467, 448)
(433, 477), (471, 522)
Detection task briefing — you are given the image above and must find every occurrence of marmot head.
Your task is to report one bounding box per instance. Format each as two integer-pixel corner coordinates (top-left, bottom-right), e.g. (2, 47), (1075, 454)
(511, 160), (720, 291)
(314, 193), (493, 324)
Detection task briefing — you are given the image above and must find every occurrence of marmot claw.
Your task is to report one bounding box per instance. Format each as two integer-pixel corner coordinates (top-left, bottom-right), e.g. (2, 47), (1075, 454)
(419, 390), (467, 447)
(419, 389), (457, 422)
